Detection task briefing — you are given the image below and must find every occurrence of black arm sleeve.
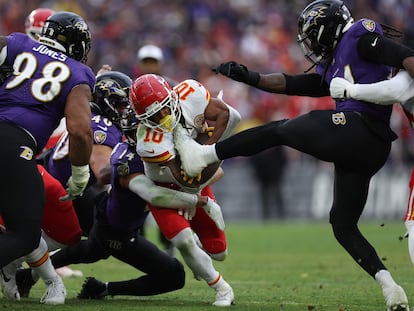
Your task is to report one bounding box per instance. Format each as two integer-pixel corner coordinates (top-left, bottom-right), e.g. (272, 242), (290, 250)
(357, 33), (414, 68)
(283, 73), (330, 97)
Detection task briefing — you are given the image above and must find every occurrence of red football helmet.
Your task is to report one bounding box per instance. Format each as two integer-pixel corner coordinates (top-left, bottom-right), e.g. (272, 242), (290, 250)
(25, 8), (55, 40)
(130, 74), (181, 132)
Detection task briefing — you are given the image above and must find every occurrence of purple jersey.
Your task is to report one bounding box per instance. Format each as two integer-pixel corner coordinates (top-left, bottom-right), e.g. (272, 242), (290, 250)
(318, 19), (393, 122)
(0, 33), (95, 152)
(48, 112), (123, 186)
(106, 142), (148, 232)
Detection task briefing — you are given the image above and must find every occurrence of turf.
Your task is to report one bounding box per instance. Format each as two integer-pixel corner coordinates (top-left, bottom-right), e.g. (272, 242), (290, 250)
(2, 220), (412, 310)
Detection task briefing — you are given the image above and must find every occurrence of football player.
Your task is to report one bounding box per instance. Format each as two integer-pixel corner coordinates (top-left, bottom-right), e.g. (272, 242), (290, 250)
(0, 164), (82, 301)
(130, 73), (241, 307)
(47, 71), (131, 236)
(25, 8), (56, 41)
(330, 70), (414, 268)
(135, 43), (177, 256)
(0, 11), (94, 304)
(18, 82), (227, 300)
(40, 106), (209, 299)
(172, 1), (414, 310)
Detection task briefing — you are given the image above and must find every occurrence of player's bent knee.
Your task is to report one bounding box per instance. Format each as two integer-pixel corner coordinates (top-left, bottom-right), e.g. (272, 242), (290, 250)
(168, 259), (186, 290)
(170, 228), (196, 254)
(201, 238), (227, 259)
(331, 222), (355, 245)
(209, 250), (227, 261)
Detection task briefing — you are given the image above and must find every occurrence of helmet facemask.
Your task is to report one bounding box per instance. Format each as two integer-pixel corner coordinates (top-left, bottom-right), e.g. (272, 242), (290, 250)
(119, 107), (139, 145)
(130, 74), (182, 133)
(138, 89), (181, 133)
(91, 71), (133, 127)
(39, 12), (91, 64)
(297, 0), (353, 66)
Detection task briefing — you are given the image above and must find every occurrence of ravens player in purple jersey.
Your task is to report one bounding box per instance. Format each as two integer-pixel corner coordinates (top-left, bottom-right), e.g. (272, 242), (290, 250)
(0, 9), (94, 290)
(46, 107), (218, 299)
(47, 71), (130, 235)
(173, 1), (414, 310)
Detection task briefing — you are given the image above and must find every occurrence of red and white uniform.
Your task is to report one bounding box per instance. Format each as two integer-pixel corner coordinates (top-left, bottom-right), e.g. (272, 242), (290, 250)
(404, 169), (414, 222)
(136, 79), (226, 255)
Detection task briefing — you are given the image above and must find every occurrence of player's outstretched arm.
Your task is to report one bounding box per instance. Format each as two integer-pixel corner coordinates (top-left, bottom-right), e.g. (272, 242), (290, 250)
(330, 71), (414, 104)
(61, 84), (93, 200)
(125, 173), (225, 229)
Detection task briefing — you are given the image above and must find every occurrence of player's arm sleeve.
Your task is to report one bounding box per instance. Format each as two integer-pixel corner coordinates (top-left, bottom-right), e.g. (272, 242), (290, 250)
(128, 174), (198, 208)
(357, 33), (414, 68)
(350, 70), (414, 104)
(283, 73), (330, 97)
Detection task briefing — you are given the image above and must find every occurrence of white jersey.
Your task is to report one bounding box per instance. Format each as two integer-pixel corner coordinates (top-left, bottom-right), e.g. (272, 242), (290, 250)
(136, 79), (211, 191)
(174, 79), (210, 138)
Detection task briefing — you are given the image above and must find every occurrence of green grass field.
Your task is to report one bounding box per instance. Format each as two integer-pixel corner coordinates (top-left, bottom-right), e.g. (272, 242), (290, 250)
(2, 221), (412, 311)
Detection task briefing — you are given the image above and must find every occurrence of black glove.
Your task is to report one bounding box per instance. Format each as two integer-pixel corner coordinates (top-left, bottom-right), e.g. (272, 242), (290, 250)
(0, 66), (13, 84)
(212, 61), (260, 86)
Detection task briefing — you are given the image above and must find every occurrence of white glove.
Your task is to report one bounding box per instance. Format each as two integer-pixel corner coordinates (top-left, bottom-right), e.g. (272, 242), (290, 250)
(330, 77), (355, 100)
(178, 206), (197, 220)
(60, 165), (90, 201)
(202, 197), (225, 230)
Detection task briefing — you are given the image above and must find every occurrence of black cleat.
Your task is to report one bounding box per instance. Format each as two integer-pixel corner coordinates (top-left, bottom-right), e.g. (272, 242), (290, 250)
(77, 277), (107, 299)
(16, 268), (36, 298)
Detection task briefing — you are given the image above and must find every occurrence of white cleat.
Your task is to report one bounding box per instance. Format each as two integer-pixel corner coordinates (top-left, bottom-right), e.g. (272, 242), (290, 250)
(173, 123), (209, 177)
(213, 280), (234, 307)
(382, 285), (409, 311)
(0, 261), (22, 301)
(203, 198), (225, 230)
(40, 275), (67, 305)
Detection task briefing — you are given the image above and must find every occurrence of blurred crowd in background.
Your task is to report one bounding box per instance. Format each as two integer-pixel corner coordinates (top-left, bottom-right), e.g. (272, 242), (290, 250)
(1, 0), (412, 164)
(0, 0), (413, 220)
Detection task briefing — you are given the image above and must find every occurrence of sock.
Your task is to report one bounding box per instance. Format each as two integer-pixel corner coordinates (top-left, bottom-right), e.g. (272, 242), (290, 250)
(208, 274), (222, 288)
(375, 270), (398, 289)
(25, 237), (57, 284)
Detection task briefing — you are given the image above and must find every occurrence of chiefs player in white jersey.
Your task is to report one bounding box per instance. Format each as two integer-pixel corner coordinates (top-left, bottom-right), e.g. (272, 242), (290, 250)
(130, 74), (241, 307)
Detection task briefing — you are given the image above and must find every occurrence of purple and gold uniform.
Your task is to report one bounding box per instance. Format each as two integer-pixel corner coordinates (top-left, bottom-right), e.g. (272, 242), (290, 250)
(321, 19), (392, 122)
(0, 33), (95, 152)
(0, 21), (94, 269)
(106, 142), (148, 232)
(48, 112), (123, 186)
(50, 141), (185, 296)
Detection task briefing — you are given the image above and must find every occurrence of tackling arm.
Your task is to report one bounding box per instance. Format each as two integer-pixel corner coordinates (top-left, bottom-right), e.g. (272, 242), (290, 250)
(89, 144), (113, 185)
(62, 84), (93, 200)
(125, 172), (225, 230)
(213, 61), (329, 96)
(65, 84), (93, 166)
(126, 173), (203, 208)
(330, 70), (414, 104)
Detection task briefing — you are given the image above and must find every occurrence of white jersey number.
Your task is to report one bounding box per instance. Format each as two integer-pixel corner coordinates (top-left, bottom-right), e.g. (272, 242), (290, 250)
(6, 52), (70, 102)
